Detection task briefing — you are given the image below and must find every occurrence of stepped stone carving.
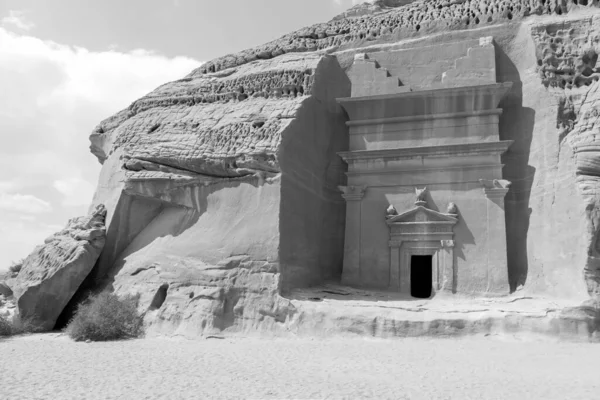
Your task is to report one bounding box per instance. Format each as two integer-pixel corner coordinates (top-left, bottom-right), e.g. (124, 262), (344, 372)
(9, 0), (599, 337)
(338, 62), (512, 296)
(347, 53), (409, 97)
(442, 37), (496, 87)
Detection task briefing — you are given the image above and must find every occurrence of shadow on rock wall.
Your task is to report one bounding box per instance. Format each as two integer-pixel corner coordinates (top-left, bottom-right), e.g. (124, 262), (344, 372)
(496, 43), (536, 292)
(55, 178), (262, 330)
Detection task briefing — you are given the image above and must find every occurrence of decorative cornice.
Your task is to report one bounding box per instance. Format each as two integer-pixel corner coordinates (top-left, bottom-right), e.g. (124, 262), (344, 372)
(346, 108), (503, 127)
(338, 82), (513, 104)
(338, 185), (367, 201)
(346, 163), (502, 177)
(339, 141), (513, 163)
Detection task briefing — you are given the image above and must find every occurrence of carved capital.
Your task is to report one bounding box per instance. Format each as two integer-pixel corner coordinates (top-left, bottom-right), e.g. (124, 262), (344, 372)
(339, 185), (367, 201)
(479, 179), (511, 198)
(440, 240), (455, 248)
(389, 240), (403, 248)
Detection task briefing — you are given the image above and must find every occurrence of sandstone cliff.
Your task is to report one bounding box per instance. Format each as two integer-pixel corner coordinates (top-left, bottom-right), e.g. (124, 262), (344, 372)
(11, 205), (107, 331)
(67, 0), (600, 337)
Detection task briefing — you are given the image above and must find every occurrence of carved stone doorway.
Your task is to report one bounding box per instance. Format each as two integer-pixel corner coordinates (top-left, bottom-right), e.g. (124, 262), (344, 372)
(386, 204), (458, 295)
(410, 255), (433, 298)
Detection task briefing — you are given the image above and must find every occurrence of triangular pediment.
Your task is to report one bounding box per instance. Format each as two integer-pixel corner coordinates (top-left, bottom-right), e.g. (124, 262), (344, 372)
(386, 206), (457, 224)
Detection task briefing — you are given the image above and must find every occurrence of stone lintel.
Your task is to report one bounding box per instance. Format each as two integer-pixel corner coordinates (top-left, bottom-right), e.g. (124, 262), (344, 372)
(338, 185), (367, 201)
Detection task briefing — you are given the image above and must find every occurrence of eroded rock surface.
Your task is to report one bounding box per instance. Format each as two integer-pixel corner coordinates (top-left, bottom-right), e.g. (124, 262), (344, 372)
(11, 205), (107, 331)
(76, 1), (600, 338)
(196, 0), (599, 76)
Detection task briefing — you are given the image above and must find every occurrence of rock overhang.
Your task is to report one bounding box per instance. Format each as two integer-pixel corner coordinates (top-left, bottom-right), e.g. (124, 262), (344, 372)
(90, 53), (341, 182)
(74, 0), (600, 338)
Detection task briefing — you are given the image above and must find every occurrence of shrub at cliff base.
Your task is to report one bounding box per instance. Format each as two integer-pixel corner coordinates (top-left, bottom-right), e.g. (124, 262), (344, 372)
(0, 315), (12, 336)
(66, 292), (144, 341)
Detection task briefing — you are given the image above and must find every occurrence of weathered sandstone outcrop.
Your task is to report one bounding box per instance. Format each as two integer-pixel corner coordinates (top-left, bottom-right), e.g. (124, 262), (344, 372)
(11, 205), (107, 331)
(43, 0), (600, 338)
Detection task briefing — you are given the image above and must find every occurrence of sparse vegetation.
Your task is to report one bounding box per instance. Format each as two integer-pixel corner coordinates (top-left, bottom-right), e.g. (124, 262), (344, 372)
(0, 315), (46, 337)
(66, 292), (144, 342)
(0, 315), (12, 336)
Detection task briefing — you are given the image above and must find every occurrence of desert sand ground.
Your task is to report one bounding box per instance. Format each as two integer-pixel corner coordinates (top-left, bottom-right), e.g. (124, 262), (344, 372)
(1, 333), (599, 400)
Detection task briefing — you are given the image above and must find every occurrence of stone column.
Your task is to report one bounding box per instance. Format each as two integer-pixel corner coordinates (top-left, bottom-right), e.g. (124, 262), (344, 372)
(339, 186), (367, 286)
(388, 240), (402, 291)
(439, 240), (455, 292)
(479, 179), (511, 295)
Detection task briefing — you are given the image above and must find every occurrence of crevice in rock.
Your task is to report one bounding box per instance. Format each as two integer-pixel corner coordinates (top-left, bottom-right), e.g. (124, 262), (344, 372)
(123, 155), (280, 179)
(148, 283), (169, 311)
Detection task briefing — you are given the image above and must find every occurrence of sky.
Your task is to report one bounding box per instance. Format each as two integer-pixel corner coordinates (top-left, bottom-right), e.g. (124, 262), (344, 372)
(0, 0), (365, 270)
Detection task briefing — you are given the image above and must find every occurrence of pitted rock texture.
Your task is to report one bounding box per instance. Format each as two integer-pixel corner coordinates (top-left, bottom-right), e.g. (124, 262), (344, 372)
(565, 81), (600, 296)
(532, 20), (600, 90)
(525, 16), (600, 299)
(81, 0), (600, 338)
(11, 205), (107, 331)
(117, 101), (293, 178)
(91, 54), (326, 179)
(195, 0), (599, 76)
(82, 51), (349, 338)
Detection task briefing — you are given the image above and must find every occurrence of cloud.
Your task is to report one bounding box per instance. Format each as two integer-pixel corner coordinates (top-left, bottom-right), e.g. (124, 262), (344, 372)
(333, 0), (377, 5)
(53, 177), (96, 207)
(1, 10), (35, 31)
(0, 193), (52, 214)
(0, 218), (63, 266)
(0, 27), (202, 270)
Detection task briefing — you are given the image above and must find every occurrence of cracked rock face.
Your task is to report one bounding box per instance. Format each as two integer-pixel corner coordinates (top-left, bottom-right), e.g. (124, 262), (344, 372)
(85, 52), (350, 336)
(78, 0), (600, 337)
(11, 205), (107, 331)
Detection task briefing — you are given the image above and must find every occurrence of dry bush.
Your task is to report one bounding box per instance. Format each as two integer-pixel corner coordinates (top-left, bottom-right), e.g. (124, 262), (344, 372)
(0, 316), (46, 336)
(66, 292), (144, 342)
(0, 315), (12, 336)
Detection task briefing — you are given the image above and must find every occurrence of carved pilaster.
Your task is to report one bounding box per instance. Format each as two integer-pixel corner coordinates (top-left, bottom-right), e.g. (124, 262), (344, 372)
(478, 179), (510, 294)
(339, 185), (367, 286)
(438, 240), (455, 292)
(389, 241), (401, 291)
(339, 185), (367, 202)
(479, 179), (511, 199)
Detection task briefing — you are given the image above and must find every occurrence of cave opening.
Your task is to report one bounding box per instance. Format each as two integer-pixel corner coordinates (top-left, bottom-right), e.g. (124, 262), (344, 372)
(410, 255), (433, 299)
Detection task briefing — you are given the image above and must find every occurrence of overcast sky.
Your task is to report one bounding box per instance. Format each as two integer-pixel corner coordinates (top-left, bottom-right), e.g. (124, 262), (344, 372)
(0, 0), (363, 270)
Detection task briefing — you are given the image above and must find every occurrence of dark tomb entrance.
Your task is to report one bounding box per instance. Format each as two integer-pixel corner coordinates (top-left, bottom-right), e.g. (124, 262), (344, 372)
(410, 255), (433, 298)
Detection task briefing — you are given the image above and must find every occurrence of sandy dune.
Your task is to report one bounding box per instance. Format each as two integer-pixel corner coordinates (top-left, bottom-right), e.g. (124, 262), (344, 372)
(1, 334), (599, 399)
